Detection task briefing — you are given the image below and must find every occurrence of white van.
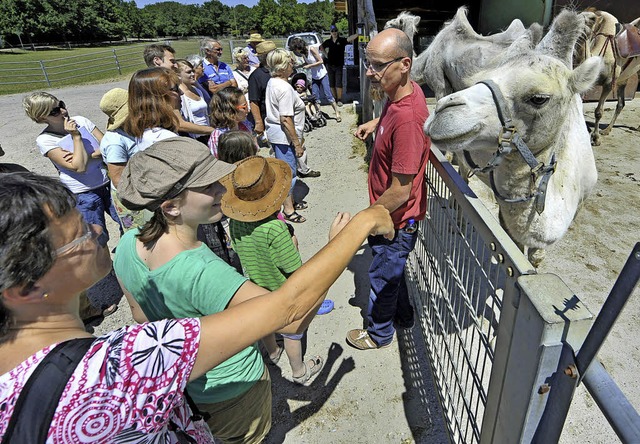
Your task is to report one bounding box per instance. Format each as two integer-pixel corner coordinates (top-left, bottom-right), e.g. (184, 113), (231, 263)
(286, 32), (323, 51)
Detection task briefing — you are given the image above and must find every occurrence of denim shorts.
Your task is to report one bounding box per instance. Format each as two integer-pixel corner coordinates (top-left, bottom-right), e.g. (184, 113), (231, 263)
(272, 143), (297, 194)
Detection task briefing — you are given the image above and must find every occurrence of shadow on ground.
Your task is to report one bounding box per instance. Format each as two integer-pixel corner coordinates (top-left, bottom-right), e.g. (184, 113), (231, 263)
(264, 342), (356, 443)
(345, 241), (450, 443)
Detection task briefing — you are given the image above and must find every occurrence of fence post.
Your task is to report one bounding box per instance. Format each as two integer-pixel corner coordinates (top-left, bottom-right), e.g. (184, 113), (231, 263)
(113, 49), (122, 75)
(480, 273), (593, 443)
(39, 60), (51, 87)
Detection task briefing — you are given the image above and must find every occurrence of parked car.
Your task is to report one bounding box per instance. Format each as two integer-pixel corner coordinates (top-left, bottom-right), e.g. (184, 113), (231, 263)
(286, 32), (323, 51)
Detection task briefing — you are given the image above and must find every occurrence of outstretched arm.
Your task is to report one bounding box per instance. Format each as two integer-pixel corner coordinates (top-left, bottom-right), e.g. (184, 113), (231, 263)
(190, 206), (393, 381)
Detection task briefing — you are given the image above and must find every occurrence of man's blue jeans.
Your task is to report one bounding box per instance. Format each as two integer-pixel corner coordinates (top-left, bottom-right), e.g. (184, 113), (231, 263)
(366, 229), (418, 346)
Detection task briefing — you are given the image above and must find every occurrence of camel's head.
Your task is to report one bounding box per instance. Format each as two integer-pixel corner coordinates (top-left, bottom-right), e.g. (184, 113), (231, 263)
(424, 10), (604, 155)
(425, 55), (602, 154)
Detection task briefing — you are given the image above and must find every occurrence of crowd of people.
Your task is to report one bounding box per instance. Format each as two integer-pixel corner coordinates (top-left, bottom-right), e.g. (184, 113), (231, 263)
(0, 27), (430, 443)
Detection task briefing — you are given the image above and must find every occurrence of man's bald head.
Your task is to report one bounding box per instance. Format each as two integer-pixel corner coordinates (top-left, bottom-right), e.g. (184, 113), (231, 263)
(369, 28), (413, 60)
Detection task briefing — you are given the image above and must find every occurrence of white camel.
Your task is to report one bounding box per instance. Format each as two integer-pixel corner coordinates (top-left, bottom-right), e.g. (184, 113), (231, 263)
(575, 9), (640, 146)
(408, 8), (541, 96)
(419, 8), (603, 267)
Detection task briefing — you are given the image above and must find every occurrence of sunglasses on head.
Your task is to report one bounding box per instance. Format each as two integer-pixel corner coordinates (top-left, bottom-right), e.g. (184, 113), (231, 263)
(48, 101), (66, 117)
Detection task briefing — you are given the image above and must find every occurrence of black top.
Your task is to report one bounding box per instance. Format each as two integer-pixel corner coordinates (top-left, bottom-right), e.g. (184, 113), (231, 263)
(322, 36), (349, 67)
(248, 66), (271, 122)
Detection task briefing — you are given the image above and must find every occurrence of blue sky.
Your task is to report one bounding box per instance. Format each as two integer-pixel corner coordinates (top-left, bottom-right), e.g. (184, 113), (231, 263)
(134, 0), (315, 6)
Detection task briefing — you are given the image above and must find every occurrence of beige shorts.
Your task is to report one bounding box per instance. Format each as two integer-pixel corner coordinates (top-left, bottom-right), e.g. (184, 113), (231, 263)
(197, 365), (272, 444)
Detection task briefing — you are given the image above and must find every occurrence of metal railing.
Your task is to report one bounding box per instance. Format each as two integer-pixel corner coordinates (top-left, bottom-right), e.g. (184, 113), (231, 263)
(405, 147), (639, 443)
(0, 44), (151, 88)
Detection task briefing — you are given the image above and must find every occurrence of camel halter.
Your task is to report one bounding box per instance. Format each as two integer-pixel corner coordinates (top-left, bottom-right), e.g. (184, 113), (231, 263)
(463, 79), (557, 215)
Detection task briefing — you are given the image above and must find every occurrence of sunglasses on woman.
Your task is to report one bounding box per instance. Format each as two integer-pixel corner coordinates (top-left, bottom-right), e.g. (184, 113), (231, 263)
(48, 101), (66, 117)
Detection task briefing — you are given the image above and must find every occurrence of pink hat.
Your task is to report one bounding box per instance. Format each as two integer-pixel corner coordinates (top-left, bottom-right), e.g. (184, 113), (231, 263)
(295, 79), (306, 88)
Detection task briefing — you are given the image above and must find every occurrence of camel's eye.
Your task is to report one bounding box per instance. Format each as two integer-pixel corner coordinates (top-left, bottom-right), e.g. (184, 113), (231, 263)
(527, 94), (550, 107)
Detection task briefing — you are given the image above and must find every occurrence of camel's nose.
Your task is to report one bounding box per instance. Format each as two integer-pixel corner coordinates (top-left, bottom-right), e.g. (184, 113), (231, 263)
(434, 94), (466, 113)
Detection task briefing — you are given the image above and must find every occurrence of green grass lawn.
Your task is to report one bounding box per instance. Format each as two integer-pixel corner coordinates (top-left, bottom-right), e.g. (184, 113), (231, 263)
(0, 38), (286, 95)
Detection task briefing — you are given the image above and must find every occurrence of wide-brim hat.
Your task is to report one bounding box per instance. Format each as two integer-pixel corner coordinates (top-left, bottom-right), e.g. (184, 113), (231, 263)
(247, 33), (265, 43)
(99, 88), (129, 131)
(118, 136), (236, 211)
(221, 156), (292, 222)
(256, 40), (276, 55)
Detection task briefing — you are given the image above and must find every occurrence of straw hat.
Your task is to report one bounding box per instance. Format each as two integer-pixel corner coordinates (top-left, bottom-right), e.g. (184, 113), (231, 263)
(256, 40), (276, 55)
(118, 137), (235, 211)
(99, 88), (129, 131)
(221, 156), (292, 222)
(247, 33), (265, 43)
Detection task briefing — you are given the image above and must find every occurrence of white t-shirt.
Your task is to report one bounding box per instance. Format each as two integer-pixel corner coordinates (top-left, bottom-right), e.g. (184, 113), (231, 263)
(36, 115), (109, 194)
(233, 66), (255, 103)
(306, 49), (327, 80)
(181, 89), (210, 139)
(136, 128), (178, 151)
(265, 77), (306, 145)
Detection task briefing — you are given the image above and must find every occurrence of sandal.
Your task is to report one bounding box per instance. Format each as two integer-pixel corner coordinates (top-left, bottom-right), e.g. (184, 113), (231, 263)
(292, 356), (324, 385)
(283, 211), (306, 223)
(336, 115), (342, 123)
(294, 201), (308, 210)
(317, 299), (334, 315)
(266, 346), (285, 366)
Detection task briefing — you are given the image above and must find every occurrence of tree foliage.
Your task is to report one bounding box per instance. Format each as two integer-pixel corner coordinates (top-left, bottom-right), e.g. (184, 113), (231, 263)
(0, 0), (347, 44)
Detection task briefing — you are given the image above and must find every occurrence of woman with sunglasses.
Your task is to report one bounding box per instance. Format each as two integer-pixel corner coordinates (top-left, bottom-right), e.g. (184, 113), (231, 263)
(23, 92), (120, 327)
(207, 86), (256, 158)
(0, 170), (395, 442)
(22, 92), (118, 242)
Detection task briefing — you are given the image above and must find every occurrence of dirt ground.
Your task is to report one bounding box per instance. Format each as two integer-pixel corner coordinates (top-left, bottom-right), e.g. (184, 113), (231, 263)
(0, 82), (637, 443)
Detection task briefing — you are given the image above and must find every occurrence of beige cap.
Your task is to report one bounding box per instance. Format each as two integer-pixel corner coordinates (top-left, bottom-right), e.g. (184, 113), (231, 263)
(256, 41), (277, 55)
(118, 137), (236, 211)
(99, 88), (128, 131)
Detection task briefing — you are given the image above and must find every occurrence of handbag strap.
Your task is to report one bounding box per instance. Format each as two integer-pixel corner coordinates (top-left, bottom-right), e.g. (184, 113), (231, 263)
(1, 338), (95, 444)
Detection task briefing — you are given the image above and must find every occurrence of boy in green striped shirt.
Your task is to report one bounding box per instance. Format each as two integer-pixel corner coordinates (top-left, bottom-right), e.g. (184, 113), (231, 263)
(223, 154), (324, 385)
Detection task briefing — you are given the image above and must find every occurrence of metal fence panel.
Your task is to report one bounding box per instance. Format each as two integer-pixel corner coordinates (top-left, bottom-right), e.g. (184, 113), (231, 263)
(406, 147), (529, 443)
(405, 147), (593, 443)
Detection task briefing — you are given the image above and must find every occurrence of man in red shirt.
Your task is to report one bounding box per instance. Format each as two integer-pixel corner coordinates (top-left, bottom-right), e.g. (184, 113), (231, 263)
(347, 28), (430, 350)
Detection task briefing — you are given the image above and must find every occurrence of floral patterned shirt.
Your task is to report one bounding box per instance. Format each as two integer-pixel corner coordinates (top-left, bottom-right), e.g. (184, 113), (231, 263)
(0, 318), (213, 443)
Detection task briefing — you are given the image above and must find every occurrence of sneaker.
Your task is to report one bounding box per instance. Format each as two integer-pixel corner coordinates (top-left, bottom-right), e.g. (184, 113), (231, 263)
(337, 101), (343, 107)
(346, 329), (392, 350)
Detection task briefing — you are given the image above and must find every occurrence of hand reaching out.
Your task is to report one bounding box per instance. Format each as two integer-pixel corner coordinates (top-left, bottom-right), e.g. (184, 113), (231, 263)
(329, 212), (352, 241)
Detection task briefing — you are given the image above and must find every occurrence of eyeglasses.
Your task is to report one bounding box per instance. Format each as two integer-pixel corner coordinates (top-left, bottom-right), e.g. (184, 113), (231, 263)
(211, 47), (223, 52)
(55, 223), (102, 256)
(363, 56), (405, 74)
(48, 101), (66, 117)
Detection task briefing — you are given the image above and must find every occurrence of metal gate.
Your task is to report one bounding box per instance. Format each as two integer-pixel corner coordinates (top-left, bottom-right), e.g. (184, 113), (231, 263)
(405, 147), (640, 443)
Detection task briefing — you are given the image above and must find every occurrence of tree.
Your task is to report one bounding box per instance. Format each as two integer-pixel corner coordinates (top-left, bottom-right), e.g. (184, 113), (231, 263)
(304, 0), (333, 33)
(201, 0), (231, 36)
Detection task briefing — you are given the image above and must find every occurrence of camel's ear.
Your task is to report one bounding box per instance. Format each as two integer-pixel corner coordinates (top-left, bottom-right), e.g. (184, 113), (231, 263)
(528, 23), (543, 45)
(500, 31), (536, 62)
(569, 56), (603, 94)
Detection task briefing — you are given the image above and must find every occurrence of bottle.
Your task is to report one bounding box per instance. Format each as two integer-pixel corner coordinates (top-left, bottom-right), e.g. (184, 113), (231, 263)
(405, 218), (418, 233)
